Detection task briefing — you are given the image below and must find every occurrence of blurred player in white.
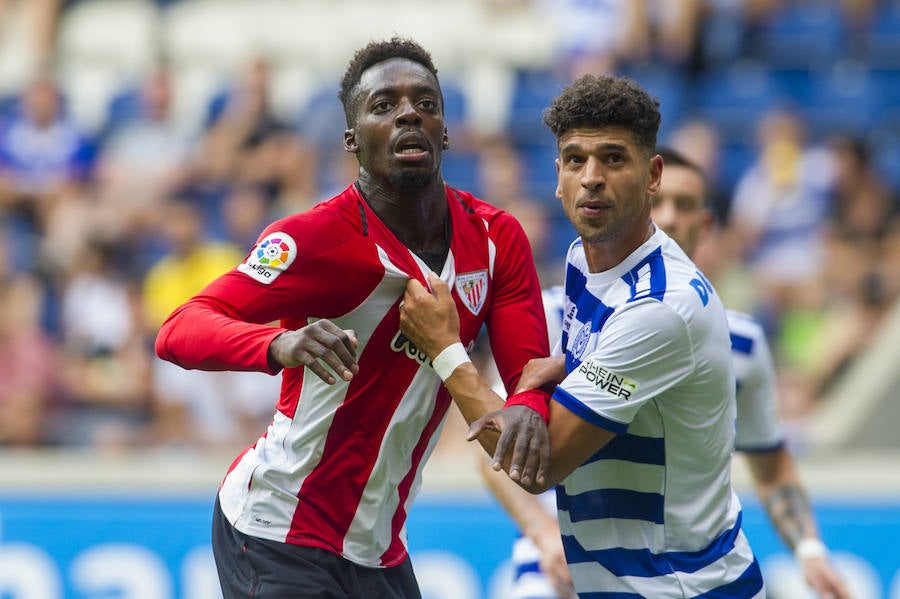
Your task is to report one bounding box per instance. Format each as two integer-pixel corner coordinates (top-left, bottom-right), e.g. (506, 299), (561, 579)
(482, 147), (851, 599)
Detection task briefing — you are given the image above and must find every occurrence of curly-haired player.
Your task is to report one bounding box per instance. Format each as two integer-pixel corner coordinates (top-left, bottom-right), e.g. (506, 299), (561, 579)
(398, 74), (766, 597)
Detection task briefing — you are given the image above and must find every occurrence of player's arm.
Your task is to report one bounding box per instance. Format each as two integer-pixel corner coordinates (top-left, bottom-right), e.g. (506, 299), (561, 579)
(478, 459), (574, 597)
(155, 225), (359, 383)
(399, 273), (551, 485)
(745, 448), (851, 599)
(735, 316), (851, 599)
(400, 266), (614, 490)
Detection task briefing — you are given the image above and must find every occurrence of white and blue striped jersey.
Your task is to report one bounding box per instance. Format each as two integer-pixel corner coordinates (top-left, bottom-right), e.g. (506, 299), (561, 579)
(510, 299), (783, 598)
(551, 227), (763, 598)
(728, 310), (784, 452)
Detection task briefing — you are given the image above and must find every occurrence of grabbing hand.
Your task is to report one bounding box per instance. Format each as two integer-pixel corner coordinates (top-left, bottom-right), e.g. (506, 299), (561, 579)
(468, 404), (550, 489)
(398, 272), (461, 359)
(269, 320), (358, 384)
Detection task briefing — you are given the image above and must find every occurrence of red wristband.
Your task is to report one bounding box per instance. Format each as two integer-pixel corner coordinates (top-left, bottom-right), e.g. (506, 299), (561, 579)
(504, 389), (550, 423)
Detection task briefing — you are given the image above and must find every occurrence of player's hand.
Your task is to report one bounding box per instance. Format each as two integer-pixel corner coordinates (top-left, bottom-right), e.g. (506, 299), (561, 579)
(468, 404), (550, 489)
(533, 521), (575, 598)
(268, 320), (358, 384)
(801, 554), (853, 599)
(515, 356), (567, 394)
(398, 272), (461, 359)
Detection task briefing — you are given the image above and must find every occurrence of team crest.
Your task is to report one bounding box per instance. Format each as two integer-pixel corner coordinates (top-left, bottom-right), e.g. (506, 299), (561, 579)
(238, 232), (297, 285)
(454, 270), (488, 316)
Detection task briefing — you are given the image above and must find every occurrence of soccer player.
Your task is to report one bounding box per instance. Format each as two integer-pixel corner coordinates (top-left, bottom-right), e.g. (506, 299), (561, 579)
(398, 74), (765, 597)
(155, 37), (550, 599)
(483, 148), (851, 599)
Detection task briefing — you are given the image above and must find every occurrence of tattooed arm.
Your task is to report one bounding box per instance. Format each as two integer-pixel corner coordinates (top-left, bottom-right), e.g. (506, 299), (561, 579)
(744, 448), (852, 599)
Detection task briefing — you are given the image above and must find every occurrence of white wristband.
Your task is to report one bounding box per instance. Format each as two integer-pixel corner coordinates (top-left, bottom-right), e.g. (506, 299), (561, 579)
(431, 342), (471, 382)
(794, 538), (828, 561)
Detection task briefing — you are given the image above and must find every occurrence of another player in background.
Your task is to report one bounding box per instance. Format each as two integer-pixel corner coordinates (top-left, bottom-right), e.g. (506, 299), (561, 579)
(482, 147), (850, 599)
(155, 37), (550, 598)
(399, 74), (764, 597)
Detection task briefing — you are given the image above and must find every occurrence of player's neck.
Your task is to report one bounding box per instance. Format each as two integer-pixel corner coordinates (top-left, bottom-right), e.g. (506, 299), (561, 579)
(583, 220), (655, 273)
(355, 179), (449, 253)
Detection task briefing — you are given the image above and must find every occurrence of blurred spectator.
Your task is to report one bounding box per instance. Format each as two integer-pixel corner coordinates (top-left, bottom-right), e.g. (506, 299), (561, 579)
(192, 57), (319, 219)
(725, 108), (833, 337)
(644, 0), (705, 68)
(535, 0), (649, 77)
(0, 273), (59, 446)
(824, 135), (900, 304)
(0, 74), (94, 272)
(55, 236), (152, 449)
(697, 0), (785, 67)
(94, 63), (194, 243)
(788, 135), (900, 400)
(536, 0), (704, 77)
(476, 136), (551, 277)
(0, 0), (64, 72)
(219, 182), (277, 252)
(143, 197), (277, 451)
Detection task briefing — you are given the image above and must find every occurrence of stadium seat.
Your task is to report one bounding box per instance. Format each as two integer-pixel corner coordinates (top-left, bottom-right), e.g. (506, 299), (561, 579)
(862, 2), (900, 69)
(516, 139), (559, 205)
(161, 0), (255, 75)
(753, 1), (847, 70)
(506, 68), (567, 146)
(799, 61), (882, 139)
(56, 0), (161, 76)
(696, 61), (790, 143)
(619, 64), (689, 139)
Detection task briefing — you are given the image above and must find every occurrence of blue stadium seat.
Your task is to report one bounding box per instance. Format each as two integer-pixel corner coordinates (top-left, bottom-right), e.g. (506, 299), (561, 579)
(862, 2), (900, 69)
(696, 62), (791, 143)
(515, 140), (559, 205)
(799, 63), (882, 138)
(620, 64), (689, 138)
(440, 150), (480, 195)
(439, 78), (467, 134)
(870, 69), (900, 137)
(506, 68), (567, 146)
(753, 1), (847, 70)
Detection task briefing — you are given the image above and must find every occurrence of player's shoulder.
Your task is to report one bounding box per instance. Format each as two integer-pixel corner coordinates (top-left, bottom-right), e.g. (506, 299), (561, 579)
(274, 186), (363, 231)
(453, 185), (514, 225)
(724, 309), (766, 340)
(253, 187), (366, 258)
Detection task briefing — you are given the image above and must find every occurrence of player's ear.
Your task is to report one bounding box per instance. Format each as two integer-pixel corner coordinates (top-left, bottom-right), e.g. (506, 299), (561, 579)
(647, 154), (663, 195)
(555, 159), (562, 200)
(344, 129), (359, 153)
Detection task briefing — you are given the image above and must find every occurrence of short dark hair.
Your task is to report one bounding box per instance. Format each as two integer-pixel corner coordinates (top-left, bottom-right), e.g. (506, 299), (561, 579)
(338, 36), (440, 128)
(542, 74), (661, 155)
(656, 146), (702, 173)
(656, 146), (710, 206)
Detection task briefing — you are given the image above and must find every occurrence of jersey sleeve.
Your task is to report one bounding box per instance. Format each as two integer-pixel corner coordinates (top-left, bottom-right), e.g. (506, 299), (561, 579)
(731, 317), (785, 451)
(553, 300), (695, 434)
(483, 211), (551, 399)
(156, 213), (380, 374)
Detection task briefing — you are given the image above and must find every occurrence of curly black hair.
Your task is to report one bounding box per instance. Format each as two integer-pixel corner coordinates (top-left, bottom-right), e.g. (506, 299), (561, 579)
(338, 36), (440, 128)
(542, 74), (661, 155)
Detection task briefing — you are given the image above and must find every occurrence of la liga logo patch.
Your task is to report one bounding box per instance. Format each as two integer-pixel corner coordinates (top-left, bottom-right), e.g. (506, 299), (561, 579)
(238, 232), (297, 284)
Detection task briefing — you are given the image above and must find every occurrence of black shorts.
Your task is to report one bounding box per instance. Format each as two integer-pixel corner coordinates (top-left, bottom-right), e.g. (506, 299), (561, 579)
(211, 497), (422, 599)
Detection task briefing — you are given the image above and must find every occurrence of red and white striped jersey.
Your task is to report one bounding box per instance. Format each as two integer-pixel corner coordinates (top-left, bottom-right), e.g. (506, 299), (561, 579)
(155, 183), (549, 567)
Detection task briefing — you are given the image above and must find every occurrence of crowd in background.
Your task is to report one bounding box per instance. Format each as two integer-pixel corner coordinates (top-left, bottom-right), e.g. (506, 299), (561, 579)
(0, 0), (898, 455)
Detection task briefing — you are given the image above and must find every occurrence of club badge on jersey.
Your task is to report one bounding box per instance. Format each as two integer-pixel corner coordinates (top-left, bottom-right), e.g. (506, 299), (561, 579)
(454, 270), (488, 315)
(238, 232), (298, 285)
